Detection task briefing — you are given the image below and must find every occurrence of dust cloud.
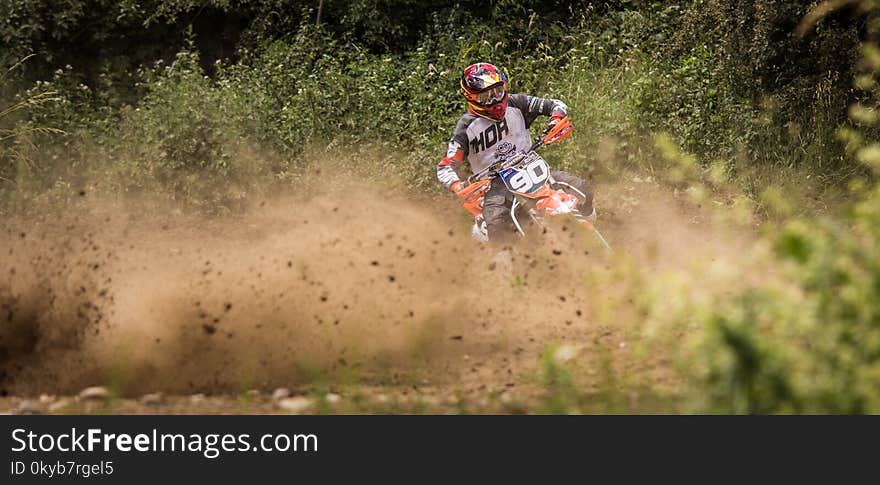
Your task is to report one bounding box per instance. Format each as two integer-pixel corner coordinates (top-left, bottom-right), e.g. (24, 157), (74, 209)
(0, 170), (745, 397)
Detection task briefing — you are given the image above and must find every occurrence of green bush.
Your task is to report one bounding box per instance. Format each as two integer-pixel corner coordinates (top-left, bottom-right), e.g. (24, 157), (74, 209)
(102, 47), (265, 209)
(683, 185), (880, 413)
(666, 28), (880, 413)
(640, 0), (868, 171)
(1, 1), (871, 207)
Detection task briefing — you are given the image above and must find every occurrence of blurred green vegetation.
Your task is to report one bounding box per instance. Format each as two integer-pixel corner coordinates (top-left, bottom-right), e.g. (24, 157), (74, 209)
(4, 0), (880, 413)
(4, 0), (874, 206)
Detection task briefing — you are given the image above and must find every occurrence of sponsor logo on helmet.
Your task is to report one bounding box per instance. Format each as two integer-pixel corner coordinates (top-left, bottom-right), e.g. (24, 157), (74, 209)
(471, 73), (500, 90)
(463, 63), (505, 91)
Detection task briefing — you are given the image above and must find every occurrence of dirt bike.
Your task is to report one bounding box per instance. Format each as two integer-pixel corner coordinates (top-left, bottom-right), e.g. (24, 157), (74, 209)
(455, 116), (612, 252)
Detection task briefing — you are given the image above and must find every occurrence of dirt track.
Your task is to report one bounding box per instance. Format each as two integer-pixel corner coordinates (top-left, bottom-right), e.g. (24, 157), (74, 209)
(0, 173), (747, 414)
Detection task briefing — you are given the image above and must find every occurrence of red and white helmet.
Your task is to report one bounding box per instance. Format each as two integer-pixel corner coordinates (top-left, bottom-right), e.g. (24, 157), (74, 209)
(460, 62), (509, 121)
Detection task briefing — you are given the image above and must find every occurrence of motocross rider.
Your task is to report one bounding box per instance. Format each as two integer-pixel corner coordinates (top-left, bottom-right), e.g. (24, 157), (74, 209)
(437, 62), (595, 243)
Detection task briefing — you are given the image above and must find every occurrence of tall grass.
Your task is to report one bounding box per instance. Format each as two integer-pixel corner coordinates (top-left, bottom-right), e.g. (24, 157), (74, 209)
(0, 55), (64, 194)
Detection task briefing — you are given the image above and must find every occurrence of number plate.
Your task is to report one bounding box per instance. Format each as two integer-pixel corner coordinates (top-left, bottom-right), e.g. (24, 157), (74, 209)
(499, 152), (550, 194)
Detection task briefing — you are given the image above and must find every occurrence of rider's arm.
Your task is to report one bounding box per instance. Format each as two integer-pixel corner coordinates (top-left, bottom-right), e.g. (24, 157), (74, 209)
(437, 119), (471, 192)
(508, 93), (568, 129)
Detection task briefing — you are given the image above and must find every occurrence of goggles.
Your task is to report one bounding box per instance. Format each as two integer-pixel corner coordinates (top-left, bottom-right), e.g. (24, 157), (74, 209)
(475, 84), (506, 106)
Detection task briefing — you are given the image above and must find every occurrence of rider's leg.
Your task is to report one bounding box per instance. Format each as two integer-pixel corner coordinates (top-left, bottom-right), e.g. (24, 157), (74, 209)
(482, 176), (518, 244)
(551, 171), (594, 216)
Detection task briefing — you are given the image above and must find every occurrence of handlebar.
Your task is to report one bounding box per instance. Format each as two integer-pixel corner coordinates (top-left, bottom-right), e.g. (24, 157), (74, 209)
(529, 136), (545, 153)
(464, 115), (571, 185)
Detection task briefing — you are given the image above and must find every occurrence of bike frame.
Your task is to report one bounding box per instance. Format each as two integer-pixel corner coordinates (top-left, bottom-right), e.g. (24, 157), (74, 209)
(458, 116), (611, 251)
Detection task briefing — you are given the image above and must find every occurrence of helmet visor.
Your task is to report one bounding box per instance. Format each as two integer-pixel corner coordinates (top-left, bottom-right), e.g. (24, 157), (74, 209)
(475, 84), (506, 106)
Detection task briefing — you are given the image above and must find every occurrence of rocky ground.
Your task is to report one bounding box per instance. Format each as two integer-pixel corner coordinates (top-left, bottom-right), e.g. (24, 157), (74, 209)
(2, 385), (538, 415)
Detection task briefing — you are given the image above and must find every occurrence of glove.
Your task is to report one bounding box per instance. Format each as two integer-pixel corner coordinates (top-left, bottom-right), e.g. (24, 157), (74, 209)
(450, 180), (468, 200)
(542, 113), (574, 145)
(544, 112), (566, 136)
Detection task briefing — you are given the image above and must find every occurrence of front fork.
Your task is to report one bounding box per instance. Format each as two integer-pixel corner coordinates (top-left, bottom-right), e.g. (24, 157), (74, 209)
(571, 207), (612, 252)
(512, 195), (612, 253)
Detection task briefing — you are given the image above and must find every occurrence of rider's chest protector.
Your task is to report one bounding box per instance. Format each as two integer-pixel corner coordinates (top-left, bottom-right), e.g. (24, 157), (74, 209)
(464, 107), (531, 175)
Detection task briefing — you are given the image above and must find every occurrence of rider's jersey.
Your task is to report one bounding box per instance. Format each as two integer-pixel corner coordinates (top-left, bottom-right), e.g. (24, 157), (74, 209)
(437, 93), (568, 189)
